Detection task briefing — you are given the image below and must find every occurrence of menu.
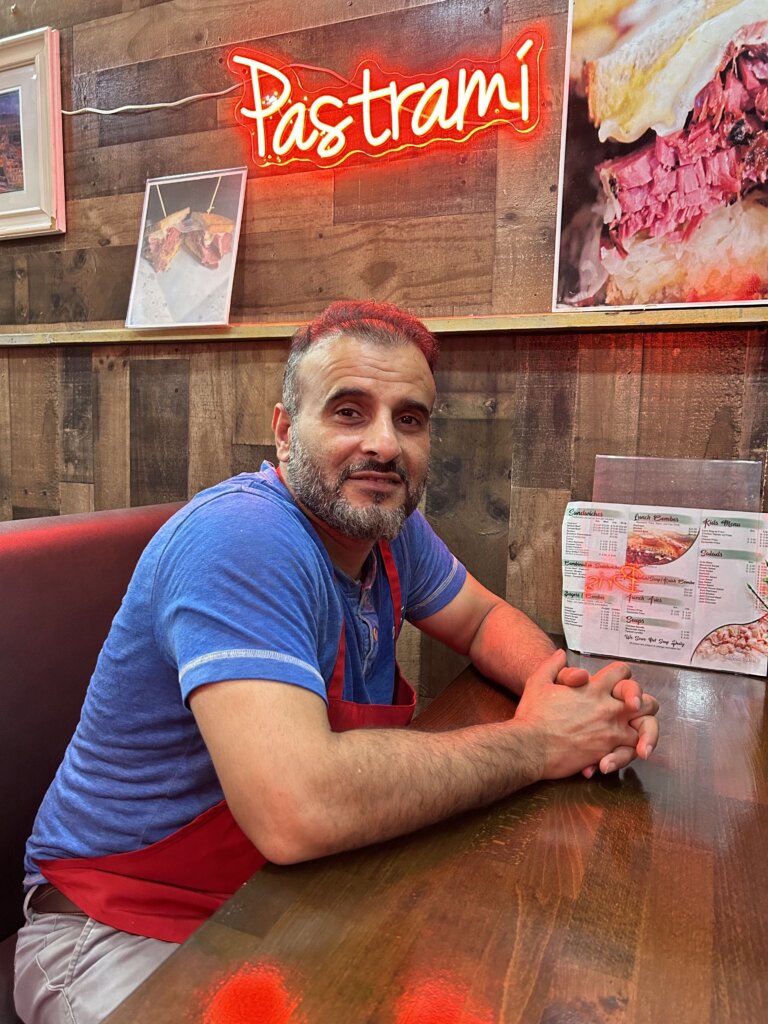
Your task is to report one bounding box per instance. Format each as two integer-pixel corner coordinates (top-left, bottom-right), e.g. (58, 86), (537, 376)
(561, 502), (768, 676)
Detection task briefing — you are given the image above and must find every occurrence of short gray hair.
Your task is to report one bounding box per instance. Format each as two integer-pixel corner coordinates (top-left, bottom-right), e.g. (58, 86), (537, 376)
(282, 300), (439, 417)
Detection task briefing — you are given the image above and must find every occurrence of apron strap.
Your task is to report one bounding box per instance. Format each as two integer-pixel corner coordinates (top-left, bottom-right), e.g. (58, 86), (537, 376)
(378, 540), (403, 637)
(326, 541), (403, 702)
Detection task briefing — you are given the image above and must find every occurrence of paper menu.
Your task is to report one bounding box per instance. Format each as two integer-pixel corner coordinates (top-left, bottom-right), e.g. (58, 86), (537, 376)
(561, 502), (768, 677)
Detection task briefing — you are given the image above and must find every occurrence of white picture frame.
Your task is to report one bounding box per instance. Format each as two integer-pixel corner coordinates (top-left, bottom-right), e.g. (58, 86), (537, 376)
(0, 27), (65, 239)
(125, 167), (247, 330)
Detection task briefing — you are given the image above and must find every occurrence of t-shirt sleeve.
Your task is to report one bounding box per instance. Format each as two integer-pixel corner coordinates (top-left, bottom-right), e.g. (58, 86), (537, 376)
(397, 510), (467, 621)
(151, 493), (336, 705)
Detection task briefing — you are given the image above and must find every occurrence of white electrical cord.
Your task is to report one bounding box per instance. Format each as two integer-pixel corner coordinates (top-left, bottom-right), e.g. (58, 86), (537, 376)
(61, 84), (240, 116)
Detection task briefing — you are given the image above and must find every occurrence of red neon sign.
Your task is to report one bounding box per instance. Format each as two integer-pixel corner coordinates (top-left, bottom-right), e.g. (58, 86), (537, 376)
(227, 33), (543, 171)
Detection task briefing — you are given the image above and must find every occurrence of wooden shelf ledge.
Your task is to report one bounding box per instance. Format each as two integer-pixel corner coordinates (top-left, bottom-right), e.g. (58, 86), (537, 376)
(1, 305), (767, 347)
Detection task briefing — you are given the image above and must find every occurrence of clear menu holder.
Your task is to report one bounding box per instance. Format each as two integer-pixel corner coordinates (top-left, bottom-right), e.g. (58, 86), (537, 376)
(592, 456), (762, 512)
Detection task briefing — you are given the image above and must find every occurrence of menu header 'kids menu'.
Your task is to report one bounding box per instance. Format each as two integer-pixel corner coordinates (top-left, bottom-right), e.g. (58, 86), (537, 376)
(562, 503), (768, 676)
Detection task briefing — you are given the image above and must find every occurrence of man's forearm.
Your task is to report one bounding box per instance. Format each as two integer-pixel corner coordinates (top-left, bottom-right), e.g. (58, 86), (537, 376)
(467, 600), (557, 696)
(197, 656), (642, 867)
(263, 717), (544, 864)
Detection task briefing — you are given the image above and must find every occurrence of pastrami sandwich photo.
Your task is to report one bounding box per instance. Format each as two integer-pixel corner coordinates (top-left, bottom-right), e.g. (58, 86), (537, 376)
(182, 212), (235, 270)
(141, 207), (190, 273)
(555, 0), (768, 308)
(126, 166), (247, 329)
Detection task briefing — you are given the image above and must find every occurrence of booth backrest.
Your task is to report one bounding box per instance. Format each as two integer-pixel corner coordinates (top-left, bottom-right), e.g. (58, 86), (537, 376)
(0, 502), (183, 941)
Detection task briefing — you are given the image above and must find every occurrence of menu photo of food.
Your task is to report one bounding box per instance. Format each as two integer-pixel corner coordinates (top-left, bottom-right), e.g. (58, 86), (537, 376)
(692, 613), (768, 668)
(126, 167), (247, 329)
(625, 520), (699, 566)
(553, 0), (768, 310)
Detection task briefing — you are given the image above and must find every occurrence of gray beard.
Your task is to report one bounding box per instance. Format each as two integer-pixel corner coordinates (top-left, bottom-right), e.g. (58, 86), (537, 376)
(286, 432), (425, 541)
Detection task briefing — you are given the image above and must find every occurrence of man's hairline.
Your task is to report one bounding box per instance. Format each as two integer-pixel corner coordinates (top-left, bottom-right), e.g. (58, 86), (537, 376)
(284, 329), (435, 419)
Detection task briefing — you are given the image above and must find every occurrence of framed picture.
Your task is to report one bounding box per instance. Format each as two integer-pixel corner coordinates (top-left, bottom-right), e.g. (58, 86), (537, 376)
(126, 167), (248, 329)
(553, 0), (768, 312)
(0, 27), (65, 239)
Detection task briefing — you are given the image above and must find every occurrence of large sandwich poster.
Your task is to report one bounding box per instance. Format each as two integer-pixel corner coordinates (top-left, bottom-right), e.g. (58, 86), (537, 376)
(553, 0), (768, 311)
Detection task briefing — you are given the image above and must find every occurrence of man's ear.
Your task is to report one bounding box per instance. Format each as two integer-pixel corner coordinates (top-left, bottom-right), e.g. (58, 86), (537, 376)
(272, 403), (292, 463)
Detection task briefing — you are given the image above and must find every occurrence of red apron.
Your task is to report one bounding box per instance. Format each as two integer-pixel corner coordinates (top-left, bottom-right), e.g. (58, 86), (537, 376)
(38, 541), (415, 943)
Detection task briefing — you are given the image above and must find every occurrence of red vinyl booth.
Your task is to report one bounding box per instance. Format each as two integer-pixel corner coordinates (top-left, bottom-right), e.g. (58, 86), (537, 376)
(0, 502), (182, 1024)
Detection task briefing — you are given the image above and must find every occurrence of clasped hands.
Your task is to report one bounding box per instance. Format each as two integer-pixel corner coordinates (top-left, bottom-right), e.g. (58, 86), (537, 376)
(521, 649), (660, 780)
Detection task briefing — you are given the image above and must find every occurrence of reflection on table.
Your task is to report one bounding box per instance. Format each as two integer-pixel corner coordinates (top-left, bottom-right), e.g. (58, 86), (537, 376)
(104, 653), (768, 1024)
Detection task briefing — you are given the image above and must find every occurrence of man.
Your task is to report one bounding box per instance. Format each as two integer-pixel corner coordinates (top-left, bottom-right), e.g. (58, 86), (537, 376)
(15, 300), (658, 1024)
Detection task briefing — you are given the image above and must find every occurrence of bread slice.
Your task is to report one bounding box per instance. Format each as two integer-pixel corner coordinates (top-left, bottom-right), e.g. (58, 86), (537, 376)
(182, 211), (235, 269)
(147, 206), (189, 238)
(573, 0), (635, 32)
(185, 212), (234, 241)
(586, 0), (765, 142)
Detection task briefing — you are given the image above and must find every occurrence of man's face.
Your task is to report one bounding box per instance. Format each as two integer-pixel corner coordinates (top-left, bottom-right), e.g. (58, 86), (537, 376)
(284, 335), (435, 541)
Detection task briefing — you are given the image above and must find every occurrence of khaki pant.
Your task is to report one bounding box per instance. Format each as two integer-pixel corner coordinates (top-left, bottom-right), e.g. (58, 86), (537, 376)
(14, 891), (177, 1024)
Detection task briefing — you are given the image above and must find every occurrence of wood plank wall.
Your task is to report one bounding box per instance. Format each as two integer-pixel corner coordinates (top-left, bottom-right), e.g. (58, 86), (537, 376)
(1, 1), (767, 696)
(3, 326), (767, 699)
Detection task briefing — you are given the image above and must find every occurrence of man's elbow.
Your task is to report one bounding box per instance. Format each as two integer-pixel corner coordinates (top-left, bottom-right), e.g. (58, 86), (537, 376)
(233, 794), (333, 866)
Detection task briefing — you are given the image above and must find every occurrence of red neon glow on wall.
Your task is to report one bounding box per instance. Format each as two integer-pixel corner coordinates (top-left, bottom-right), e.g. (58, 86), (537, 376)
(227, 33), (544, 172)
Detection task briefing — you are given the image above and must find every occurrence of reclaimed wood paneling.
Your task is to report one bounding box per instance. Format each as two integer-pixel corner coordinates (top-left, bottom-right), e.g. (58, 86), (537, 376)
(187, 344), (235, 495)
(507, 333), (578, 491)
(333, 141), (498, 225)
(60, 481), (96, 514)
(0, 351), (10, 520)
(60, 347), (94, 483)
(506, 485), (572, 636)
(0, 247), (137, 324)
(571, 333), (643, 501)
(71, 0), (443, 74)
(65, 128), (245, 203)
(129, 357), (189, 505)
(492, 1), (569, 313)
(237, 214), (495, 320)
(739, 330), (768, 480)
(231, 443), (276, 477)
(92, 346), (131, 509)
(12, 257), (29, 324)
(636, 332), (748, 462)
(233, 342), (287, 446)
(3, 0), (123, 35)
(8, 350), (60, 519)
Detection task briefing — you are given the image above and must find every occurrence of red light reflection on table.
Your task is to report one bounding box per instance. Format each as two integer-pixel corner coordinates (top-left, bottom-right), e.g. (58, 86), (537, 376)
(585, 563), (648, 598)
(203, 961), (305, 1024)
(395, 973), (493, 1024)
(227, 32), (544, 172)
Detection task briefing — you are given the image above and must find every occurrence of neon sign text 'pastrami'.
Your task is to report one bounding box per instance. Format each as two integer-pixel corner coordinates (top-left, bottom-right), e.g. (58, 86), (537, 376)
(227, 33), (543, 171)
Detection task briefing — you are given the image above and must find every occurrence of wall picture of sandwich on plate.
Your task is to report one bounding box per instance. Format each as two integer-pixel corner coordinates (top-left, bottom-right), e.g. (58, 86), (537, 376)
(553, 0), (768, 311)
(126, 166), (247, 329)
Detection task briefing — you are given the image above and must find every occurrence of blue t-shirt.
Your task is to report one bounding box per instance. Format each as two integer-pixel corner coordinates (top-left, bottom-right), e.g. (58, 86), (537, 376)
(25, 464), (466, 877)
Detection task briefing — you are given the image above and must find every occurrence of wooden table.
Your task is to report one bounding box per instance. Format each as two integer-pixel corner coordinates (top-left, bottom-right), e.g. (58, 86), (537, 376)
(105, 654), (768, 1023)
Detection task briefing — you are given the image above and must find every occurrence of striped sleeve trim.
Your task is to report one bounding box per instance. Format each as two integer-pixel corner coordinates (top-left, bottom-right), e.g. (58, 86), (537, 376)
(408, 556), (463, 618)
(179, 648), (324, 686)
